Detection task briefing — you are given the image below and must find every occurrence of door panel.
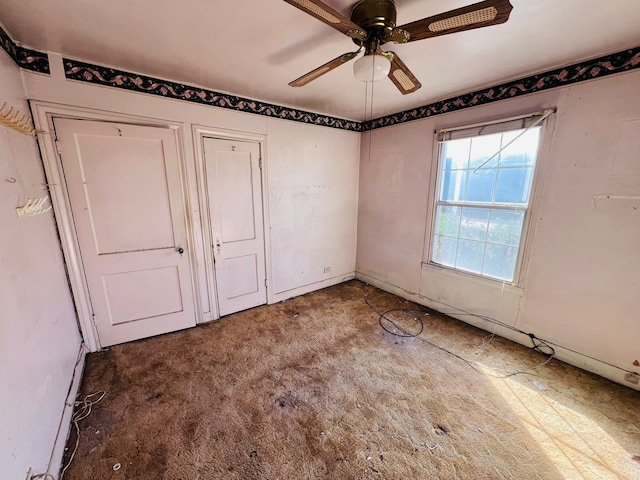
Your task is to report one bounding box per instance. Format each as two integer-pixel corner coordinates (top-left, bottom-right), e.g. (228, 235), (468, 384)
(102, 266), (183, 325)
(224, 254), (259, 299)
(55, 118), (196, 346)
(77, 135), (176, 254)
(204, 137), (266, 316)
(217, 153), (257, 242)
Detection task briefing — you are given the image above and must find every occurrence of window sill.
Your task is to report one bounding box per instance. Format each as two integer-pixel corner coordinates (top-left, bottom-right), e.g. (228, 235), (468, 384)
(421, 262), (525, 297)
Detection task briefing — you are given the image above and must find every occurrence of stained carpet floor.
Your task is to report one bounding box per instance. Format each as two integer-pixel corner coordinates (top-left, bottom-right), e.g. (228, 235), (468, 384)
(62, 281), (640, 479)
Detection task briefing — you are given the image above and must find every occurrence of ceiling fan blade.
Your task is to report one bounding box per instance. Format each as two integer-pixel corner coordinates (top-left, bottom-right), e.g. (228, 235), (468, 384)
(283, 0), (366, 41)
(397, 0), (513, 42)
(386, 53), (421, 95)
(289, 50), (360, 87)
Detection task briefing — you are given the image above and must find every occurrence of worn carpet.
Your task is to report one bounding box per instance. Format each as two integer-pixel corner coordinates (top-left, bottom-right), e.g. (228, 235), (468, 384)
(61, 281), (640, 479)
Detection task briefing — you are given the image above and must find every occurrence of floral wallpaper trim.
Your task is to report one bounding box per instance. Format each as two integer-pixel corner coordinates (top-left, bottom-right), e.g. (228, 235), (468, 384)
(50, 45), (640, 131)
(63, 59), (362, 132)
(0, 25), (50, 74)
(364, 46), (640, 131)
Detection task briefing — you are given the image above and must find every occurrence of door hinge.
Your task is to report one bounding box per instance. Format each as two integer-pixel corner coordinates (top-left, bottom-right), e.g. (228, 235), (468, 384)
(264, 278), (267, 288)
(55, 140), (62, 156)
(259, 157), (263, 169)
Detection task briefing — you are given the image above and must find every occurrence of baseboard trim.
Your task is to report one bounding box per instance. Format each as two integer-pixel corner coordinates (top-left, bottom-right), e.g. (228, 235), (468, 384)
(47, 343), (87, 477)
(356, 272), (640, 391)
(271, 272), (356, 304)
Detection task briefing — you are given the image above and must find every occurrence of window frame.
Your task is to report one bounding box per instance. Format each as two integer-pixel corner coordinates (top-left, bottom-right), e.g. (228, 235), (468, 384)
(424, 111), (554, 287)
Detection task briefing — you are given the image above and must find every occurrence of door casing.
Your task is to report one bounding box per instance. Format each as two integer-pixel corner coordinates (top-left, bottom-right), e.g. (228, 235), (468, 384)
(32, 101), (201, 352)
(192, 125), (272, 320)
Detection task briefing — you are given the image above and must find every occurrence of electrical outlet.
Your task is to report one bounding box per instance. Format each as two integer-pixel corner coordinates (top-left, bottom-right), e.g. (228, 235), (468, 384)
(624, 373), (639, 385)
(324, 267), (331, 274)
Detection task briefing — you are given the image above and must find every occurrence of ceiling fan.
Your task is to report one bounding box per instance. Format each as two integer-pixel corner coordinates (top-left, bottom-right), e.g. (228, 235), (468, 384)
(284, 0), (513, 94)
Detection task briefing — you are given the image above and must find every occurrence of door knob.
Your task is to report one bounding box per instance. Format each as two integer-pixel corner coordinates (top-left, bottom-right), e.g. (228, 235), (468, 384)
(176, 246), (184, 255)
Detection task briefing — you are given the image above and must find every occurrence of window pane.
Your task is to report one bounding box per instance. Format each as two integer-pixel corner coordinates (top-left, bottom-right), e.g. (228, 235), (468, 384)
(432, 235), (457, 267)
(433, 122), (542, 283)
(499, 128), (540, 166)
(466, 168), (496, 202)
(435, 206), (461, 237)
(455, 239), (484, 274)
(482, 244), (519, 281)
(443, 138), (471, 170)
(439, 169), (467, 202)
(469, 133), (501, 169)
(459, 207), (489, 241)
(495, 167), (534, 204)
(487, 210), (525, 246)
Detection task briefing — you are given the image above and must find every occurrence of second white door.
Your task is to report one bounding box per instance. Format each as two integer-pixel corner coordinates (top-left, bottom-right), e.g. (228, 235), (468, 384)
(204, 137), (267, 316)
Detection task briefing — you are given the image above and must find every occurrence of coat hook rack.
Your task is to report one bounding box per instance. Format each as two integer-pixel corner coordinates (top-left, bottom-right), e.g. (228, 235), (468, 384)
(0, 102), (41, 136)
(16, 197), (53, 218)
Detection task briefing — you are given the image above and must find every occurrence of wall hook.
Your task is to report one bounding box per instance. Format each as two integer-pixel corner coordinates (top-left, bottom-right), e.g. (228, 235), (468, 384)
(0, 102), (43, 136)
(16, 197), (53, 218)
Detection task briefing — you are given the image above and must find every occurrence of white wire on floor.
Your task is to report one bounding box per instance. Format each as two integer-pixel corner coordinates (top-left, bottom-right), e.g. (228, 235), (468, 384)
(59, 391), (106, 479)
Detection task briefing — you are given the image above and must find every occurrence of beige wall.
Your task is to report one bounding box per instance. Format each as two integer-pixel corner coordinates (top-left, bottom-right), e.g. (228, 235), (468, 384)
(357, 71), (640, 389)
(267, 119), (359, 300)
(0, 50), (82, 478)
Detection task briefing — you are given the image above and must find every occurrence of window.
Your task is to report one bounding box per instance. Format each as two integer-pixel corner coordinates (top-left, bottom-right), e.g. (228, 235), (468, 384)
(431, 114), (547, 283)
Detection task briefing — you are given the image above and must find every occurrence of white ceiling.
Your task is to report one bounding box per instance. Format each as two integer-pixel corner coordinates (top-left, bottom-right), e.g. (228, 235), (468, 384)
(1, 0), (640, 121)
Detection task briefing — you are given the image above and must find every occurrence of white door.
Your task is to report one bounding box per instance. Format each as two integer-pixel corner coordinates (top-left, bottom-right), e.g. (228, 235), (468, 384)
(203, 137), (267, 316)
(54, 118), (196, 347)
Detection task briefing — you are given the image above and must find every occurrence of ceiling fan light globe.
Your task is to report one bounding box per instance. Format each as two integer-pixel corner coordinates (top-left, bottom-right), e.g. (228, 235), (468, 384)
(353, 54), (391, 82)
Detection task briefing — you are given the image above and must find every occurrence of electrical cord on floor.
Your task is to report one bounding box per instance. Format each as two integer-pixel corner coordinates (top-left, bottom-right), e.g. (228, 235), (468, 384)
(59, 391), (106, 480)
(407, 288), (639, 375)
(377, 307), (425, 337)
(362, 284), (555, 378)
(415, 303), (556, 357)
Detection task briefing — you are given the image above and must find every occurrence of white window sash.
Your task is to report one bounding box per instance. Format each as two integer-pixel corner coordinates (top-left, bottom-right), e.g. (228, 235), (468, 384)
(430, 114), (550, 283)
(436, 201), (528, 209)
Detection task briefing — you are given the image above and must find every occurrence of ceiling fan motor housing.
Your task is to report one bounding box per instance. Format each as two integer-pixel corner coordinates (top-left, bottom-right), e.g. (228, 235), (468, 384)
(350, 0), (397, 45)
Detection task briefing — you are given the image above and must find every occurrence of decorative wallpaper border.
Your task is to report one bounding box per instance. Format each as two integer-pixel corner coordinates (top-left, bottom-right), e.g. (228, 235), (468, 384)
(0, 25), (50, 74)
(64, 46), (640, 133)
(63, 59), (362, 132)
(364, 46), (640, 131)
